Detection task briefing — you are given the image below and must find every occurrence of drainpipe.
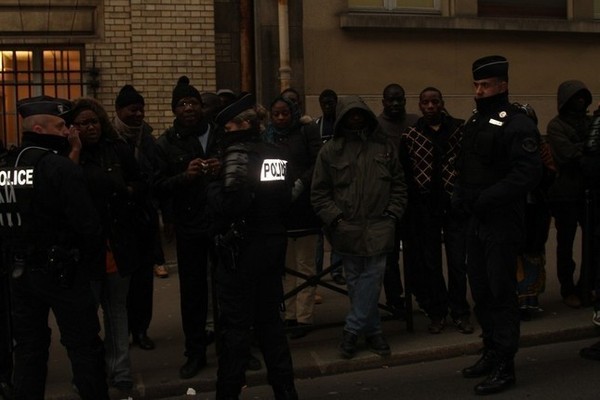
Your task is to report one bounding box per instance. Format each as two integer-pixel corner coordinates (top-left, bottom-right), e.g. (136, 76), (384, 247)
(240, 0), (255, 93)
(277, 0), (291, 92)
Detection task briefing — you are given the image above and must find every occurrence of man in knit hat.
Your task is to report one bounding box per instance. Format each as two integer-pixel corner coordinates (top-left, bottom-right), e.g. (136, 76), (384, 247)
(112, 84), (165, 352)
(154, 76), (222, 379)
(453, 56), (542, 395)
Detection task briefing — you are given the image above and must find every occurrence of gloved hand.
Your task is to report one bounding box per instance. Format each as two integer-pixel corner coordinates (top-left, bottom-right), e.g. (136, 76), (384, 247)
(291, 179), (304, 201)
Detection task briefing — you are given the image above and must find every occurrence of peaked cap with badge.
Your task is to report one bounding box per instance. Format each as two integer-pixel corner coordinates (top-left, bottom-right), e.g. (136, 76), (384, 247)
(214, 93), (255, 127)
(17, 95), (71, 119)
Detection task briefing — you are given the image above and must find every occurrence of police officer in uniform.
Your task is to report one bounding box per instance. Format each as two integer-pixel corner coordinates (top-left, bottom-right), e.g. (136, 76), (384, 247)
(1, 96), (108, 399)
(453, 56), (542, 395)
(208, 94), (298, 400)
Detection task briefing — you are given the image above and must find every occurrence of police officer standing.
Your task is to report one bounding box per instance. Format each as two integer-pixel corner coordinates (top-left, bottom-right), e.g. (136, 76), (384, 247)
(208, 94), (298, 400)
(453, 56), (542, 395)
(1, 96), (108, 399)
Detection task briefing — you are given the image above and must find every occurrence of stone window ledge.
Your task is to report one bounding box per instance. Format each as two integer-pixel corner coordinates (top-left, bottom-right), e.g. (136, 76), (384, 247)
(340, 13), (600, 34)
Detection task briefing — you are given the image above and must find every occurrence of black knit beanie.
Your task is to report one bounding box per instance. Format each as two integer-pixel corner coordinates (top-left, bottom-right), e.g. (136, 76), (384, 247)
(171, 76), (202, 111)
(115, 84), (145, 109)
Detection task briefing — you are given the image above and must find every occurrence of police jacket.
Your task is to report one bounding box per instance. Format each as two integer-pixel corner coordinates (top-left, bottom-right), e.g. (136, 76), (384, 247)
(311, 96), (407, 257)
(453, 92), (542, 224)
(1, 132), (104, 277)
(268, 121), (322, 236)
(206, 129), (291, 237)
(79, 137), (148, 278)
(154, 119), (222, 235)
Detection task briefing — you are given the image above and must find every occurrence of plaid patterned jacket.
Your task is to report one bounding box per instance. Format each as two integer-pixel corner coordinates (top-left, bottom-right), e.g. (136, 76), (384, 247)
(399, 116), (464, 198)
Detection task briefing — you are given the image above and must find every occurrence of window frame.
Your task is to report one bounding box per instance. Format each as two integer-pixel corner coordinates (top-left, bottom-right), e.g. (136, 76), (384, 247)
(348, 0), (442, 14)
(0, 46), (85, 148)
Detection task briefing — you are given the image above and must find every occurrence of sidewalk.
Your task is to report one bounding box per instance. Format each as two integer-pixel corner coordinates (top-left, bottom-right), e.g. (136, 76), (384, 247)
(44, 232), (599, 399)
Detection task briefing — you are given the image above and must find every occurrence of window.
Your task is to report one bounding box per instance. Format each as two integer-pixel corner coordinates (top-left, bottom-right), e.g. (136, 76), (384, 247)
(348, 0), (440, 13)
(0, 48), (84, 148)
(478, 0), (567, 19)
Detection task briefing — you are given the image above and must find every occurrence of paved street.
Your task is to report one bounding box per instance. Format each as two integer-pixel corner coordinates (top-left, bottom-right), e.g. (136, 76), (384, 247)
(42, 226), (600, 399)
(180, 339), (600, 400)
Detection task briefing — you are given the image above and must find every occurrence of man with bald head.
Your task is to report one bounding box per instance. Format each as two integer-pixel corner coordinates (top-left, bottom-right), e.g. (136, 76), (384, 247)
(2, 96), (108, 399)
(377, 83), (419, 320)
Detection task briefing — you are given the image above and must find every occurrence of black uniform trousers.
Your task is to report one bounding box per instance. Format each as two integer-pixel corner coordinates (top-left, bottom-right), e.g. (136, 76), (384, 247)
(10, 269), (108, 400)
(175, 230), (209, 360)
(0, 274), (11, 385)
(215, 233), (294, 399)
(405, 202), (469, 320)
(466, 214), (520, 359)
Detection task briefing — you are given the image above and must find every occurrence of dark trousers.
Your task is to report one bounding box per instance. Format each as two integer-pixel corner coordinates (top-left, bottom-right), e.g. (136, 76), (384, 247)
(549, 201), (586, 297)
(405, 203), (469, 320)
(0, 275), (12, 384)
(127, 261), (154, 336)
(467, 215), (520, 358)
(10, 269), (108, 400)
(215, 234), (294, 399)
(315, 231), (343, 278)
(175, 231), (209, 359)
(384, 222), (404, 307)
(153, 227), (166, 266)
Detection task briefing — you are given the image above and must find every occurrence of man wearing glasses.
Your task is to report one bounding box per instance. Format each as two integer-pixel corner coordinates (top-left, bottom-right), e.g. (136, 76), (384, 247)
(155, 76), (222, 379)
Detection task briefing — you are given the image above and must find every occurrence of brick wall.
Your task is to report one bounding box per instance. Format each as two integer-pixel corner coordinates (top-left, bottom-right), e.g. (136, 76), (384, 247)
(89, 0), (216, 134)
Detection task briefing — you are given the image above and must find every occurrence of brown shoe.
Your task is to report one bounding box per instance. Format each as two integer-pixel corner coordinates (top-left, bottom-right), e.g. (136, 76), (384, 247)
(314, 293), (323, 305)
(563, 294), (581, 309)
(154, 264), (169, 278)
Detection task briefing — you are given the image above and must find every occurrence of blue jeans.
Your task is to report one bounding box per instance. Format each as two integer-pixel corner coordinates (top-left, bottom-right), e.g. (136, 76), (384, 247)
(92, 272), (132, 386)
(342, 254), (387, 337)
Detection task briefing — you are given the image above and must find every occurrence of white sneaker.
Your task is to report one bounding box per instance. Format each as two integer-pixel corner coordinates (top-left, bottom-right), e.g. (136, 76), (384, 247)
(592, 309), (600, 327)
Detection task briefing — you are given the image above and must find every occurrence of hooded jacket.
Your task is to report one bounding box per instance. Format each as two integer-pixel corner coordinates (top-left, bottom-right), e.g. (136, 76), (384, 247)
(311, 96), (407, 256)
(546, 80), (592, 202)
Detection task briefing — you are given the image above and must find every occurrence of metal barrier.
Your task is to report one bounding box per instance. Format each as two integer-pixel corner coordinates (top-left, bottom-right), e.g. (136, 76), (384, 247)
(283, 259), (414, 332)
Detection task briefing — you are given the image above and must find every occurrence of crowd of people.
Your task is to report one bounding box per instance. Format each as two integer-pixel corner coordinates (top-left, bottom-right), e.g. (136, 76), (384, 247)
(0, 53), (598, 399)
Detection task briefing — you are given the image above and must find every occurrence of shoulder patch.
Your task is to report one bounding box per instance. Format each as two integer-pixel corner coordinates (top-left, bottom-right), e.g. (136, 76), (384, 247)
(522, 137), (539, 153)
(261, 159), (287, 181)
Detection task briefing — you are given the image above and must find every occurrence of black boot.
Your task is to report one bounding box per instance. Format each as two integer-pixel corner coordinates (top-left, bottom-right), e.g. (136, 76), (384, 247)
(273, 383), (298, 400)
(462, 349), (497, 378)
(474, 359), (516, 395)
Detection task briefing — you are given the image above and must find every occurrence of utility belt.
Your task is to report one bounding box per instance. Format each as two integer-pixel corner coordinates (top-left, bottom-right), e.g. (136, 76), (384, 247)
(214, 220), (246, 271)
(10, 245), (80, 289)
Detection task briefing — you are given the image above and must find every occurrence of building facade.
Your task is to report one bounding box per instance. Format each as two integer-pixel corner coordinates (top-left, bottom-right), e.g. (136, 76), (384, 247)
(1, 0), (600, 148)
(300, 0), (600, 130)
(0, 0), (216, 147)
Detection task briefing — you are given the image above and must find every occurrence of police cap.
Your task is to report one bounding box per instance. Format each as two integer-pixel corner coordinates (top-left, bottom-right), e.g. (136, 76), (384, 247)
(17, 95), (71, 119)
(472, 55), (509, 81)
(215, 93), (255, 126)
